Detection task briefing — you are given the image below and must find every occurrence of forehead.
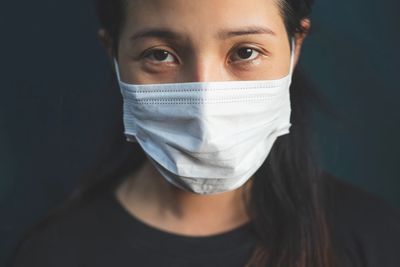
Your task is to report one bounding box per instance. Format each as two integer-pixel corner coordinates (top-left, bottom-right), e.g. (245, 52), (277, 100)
(122, 0), (285, 37)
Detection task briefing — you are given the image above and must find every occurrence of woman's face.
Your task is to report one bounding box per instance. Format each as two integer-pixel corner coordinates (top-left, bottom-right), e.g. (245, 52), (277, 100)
(114, 0), (301, 84)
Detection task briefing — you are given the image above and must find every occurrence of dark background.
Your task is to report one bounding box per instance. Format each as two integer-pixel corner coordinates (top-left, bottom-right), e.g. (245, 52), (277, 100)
(1, 0), (399, 266)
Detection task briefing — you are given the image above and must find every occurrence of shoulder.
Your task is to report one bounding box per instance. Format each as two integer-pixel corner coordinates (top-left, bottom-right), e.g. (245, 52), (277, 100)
(8, 193), (109, 267)
(323, 172), (400, 266)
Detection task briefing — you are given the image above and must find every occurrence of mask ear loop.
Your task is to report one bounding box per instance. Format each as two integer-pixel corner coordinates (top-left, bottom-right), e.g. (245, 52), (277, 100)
(113, 57), (128, 96)
(113, 57), (139, 143)
(289, 38), (296, 76)
(113, 57), (123, 83)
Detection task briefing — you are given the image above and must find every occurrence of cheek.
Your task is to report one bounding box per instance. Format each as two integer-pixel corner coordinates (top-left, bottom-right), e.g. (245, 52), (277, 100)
(131, 66), (181, 84)
(267, 43), (292, 79)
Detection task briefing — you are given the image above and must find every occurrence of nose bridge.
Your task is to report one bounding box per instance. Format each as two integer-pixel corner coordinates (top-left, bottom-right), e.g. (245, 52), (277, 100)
(184, 52), (223, 83)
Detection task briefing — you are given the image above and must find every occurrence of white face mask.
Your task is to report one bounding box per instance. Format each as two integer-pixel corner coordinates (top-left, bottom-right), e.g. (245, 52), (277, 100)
(114, 41), (295, 195)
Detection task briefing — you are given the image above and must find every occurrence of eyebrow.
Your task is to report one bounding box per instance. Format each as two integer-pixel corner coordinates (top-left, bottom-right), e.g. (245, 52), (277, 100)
(130, 28), (182, 42)
(217, 26), (276, 39)
(129, 26), (276, 42)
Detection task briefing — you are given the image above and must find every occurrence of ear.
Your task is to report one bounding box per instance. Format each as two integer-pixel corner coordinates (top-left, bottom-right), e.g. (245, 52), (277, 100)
(97, 28), (114, 61)
(293, 19), (311, 67)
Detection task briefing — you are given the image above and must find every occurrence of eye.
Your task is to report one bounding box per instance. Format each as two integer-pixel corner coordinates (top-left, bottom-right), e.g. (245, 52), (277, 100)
(143, 49), (176, 63)
(230, 47), (260, 62)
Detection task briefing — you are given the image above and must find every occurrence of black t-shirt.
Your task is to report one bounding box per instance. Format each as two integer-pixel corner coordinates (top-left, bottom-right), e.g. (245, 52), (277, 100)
(9, 174), (400, 267)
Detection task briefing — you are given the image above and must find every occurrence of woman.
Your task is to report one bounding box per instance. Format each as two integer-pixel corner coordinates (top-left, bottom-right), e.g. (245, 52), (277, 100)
(10, 0), (400, 266)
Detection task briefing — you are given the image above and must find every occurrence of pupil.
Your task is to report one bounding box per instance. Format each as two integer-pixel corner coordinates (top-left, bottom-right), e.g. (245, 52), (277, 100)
(154, 50), (168, 61)
(238, 48), (253, 59)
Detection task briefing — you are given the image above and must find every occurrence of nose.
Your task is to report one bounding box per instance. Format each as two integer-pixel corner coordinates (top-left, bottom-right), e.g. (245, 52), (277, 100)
(182, 56), (227, 83)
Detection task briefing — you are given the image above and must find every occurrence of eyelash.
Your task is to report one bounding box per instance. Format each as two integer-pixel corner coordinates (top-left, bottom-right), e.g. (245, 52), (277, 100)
(141, 46), (264, 65)
(142, 49), (177, 64)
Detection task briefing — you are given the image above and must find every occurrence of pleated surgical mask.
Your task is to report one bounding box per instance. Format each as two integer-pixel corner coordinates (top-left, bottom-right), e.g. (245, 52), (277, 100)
(113, 41), (295, 195)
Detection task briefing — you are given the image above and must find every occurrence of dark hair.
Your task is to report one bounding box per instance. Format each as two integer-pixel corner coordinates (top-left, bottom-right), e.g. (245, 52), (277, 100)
(11, 1), (337, 267)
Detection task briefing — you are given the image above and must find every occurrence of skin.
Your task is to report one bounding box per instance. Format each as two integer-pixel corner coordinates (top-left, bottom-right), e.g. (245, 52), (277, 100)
(98, 0), (310, 236)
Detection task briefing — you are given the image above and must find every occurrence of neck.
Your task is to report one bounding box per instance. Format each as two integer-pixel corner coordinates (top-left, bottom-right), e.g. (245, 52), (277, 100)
(115, 160), (252, 236)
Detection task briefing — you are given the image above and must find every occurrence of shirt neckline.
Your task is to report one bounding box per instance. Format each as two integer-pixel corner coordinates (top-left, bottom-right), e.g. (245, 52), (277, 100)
(101, 185), (257, 255)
